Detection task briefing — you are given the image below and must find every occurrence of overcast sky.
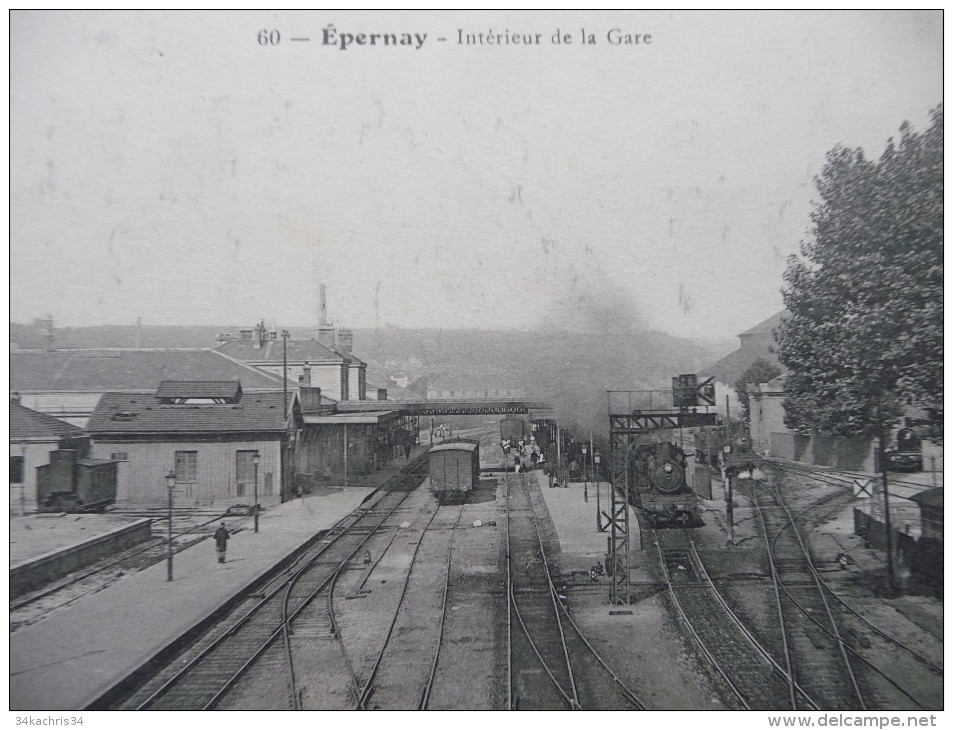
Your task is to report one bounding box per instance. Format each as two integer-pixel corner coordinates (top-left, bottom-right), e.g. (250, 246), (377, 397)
(10, 10), (942, 341)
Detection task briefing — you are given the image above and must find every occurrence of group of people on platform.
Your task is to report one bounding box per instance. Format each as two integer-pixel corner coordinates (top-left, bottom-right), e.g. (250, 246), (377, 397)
(501, 437), (545, 473)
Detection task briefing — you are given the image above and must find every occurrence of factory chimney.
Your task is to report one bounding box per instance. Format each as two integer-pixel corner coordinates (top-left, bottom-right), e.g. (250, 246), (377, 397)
(319, 283), (328, 327)
(317, 283), (336, 348)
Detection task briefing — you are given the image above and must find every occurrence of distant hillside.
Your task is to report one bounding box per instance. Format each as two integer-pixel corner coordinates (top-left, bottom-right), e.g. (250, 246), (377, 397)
(10, 321), (722, 436)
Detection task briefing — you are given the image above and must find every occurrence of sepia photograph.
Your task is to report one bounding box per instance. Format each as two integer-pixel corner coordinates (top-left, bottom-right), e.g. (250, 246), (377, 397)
(8, 9), (943, 720)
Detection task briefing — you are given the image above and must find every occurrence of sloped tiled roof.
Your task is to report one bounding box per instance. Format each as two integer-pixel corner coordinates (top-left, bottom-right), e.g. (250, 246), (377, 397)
(910, 487), (943, 508)
(87, 390), (290, 435)
(10, 349), (285, 391)
(700, 311), (787, 386)
(216, 338), (365, 366)
(10, 402), (86, 440)
(739, 310), (789, 338)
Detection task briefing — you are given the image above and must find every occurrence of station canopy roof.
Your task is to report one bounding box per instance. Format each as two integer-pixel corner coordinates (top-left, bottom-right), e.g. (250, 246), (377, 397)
(303, 411), (400, 425)
(429, 441), (479, 453)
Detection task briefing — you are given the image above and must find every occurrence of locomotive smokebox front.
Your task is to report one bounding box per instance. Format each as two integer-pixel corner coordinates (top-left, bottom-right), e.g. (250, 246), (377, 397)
(651, 461), (685, 494)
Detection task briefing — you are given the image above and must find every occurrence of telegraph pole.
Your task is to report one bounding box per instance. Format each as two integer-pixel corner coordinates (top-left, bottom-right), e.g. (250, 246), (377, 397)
(878, 400), (897, 595)
(725, 394), (733, 544)
(281, 329), (291, 416)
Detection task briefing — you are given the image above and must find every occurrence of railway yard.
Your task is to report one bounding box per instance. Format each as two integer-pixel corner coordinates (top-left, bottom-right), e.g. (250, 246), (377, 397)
(9, 429), (943, 712)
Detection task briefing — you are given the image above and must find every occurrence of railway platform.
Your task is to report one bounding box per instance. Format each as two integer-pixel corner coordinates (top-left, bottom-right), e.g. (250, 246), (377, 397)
(532, 470), (640, 574)
(10, 446), (432, 711)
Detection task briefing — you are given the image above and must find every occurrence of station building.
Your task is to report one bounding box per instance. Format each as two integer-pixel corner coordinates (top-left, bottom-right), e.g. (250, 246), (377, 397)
(85, 381), (303, 507)
(216, 321), (367, 402)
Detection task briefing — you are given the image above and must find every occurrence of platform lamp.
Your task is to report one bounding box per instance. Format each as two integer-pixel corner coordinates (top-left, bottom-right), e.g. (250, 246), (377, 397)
(165, 470), (176, 582)
(582, 443), (589, 502)
(253, 451), (260, 533)
(594, 451), (607, 532)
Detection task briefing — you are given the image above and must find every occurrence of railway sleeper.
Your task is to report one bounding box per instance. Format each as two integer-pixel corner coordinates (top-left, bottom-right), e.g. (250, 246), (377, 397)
(511, 586), (561, 596)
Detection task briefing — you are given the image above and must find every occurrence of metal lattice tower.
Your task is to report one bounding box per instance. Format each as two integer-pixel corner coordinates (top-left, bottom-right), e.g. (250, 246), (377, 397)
(608, 420), (632, 604)
(606, 390), (718, 604)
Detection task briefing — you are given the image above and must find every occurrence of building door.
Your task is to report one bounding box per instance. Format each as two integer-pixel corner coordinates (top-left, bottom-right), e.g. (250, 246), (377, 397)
(10, 455), (24, 484)
(175, 451), (198, 497)
(236, 450), (256, 498)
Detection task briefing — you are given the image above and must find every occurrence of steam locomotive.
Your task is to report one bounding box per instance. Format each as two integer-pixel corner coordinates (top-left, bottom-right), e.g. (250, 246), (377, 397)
(627, 441), (702, 527)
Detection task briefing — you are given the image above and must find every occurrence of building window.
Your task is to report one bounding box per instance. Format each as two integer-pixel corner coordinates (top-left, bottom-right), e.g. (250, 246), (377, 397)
(10, 456), (24, 484)
(111, 452), (128, 461)
(175, 451), (198, 484)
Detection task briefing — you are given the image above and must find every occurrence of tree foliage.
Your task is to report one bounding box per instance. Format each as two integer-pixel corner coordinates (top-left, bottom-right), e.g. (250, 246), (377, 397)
(734, 357), (783, 423)
(776, 106), (942, 437)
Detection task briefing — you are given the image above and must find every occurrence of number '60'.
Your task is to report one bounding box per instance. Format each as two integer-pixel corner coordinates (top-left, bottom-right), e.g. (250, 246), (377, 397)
(258, 29), (280, 46)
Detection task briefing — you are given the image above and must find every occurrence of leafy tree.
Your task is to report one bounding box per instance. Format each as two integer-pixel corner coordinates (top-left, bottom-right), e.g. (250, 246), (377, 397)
(734, 357), (782, 423)
(776, 106), (942, 437)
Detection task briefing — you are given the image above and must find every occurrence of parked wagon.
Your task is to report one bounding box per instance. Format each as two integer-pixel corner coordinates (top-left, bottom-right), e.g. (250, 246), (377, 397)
(429, 439), (481, 505)
(36, 449), (118, 513)
(500, 416), (530, 443)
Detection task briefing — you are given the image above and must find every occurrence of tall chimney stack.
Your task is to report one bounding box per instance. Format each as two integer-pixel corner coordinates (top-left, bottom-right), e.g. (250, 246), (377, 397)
(319, 283), (328, 327)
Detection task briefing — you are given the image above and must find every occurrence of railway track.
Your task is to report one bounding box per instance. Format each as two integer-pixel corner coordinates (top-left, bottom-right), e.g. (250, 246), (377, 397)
(114, 460), (430, 710)
(749, 479), (866, 710)
(651, 527), (820, 710)
(416, 504), (467, 709)
(354, 502), (465, 710)
(748, 477), (940, 710)
(506, 472), (647, 710)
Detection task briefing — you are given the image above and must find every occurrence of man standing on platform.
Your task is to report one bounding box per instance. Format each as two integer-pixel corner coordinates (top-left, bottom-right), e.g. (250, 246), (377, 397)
(214, 522), (230, 564)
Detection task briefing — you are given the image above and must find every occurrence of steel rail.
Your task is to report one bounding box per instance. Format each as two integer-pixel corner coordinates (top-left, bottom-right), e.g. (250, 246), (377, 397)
(204, 500), (415, 710)
(355, 507), (442, 709)
(819, 584), (942, 674)
(685, 534), (820, 710)
(752, 482), (934, 707)
(505, 476), (576, 709)
(522, 484), (581, 709)
(134, 480), (421, 710)
(325, 560), (362, 706)
(651, 534), (752, 710)
(759, 480), (867, 710)
(773, 574), (927, 709)
(11, 512), (250, 613)
(505, 477), (514, 711)
(551, 580), (649, 710)
(508, 582), (576, 707)
(418, 504), (467, 710)
(749, 485), (799, 709)
(766, 457), (943, 667)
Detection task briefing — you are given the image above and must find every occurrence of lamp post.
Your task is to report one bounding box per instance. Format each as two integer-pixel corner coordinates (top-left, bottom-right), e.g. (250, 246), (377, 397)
(253, 451), (260, 533)
(595, 451), (606, 531)
(165, 470), (176, 582)
(582, 443), (589, 502)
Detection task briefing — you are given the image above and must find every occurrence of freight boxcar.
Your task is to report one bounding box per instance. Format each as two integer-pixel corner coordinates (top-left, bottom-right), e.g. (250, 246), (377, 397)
(429, 440), (481, 505)
(500, 416), (530, 443)
(36, 449), (118, 513)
